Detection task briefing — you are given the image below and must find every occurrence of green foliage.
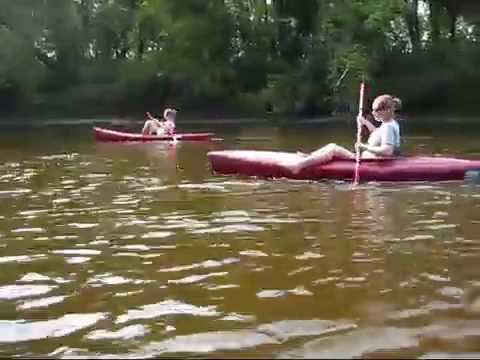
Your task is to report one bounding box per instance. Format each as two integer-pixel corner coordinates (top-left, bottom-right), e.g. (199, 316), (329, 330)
(1, 0), (480, 117)
(377, 42), (480, 112)
(0, 29), (44, 106)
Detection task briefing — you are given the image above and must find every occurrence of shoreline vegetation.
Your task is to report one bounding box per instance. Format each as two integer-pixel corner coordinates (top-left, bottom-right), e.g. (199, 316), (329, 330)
(2, 1), (480, 121)
(1, 113), (480, 128)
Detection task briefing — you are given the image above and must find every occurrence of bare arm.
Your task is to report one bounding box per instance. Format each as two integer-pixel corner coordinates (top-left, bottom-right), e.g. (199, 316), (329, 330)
(146, 112), (162, 122)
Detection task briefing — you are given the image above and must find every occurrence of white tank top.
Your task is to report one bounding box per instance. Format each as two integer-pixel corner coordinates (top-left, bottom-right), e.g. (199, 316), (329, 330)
(367, 120), (400, 154)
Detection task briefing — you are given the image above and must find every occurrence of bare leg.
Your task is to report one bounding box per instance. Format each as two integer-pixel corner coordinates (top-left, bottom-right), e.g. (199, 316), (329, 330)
(142, 120), (151, 135)
(292, 143), (355, 174)
(361, 150), (377, 159)
(142, 120), (156, 135)
(296, 151), (308, 157)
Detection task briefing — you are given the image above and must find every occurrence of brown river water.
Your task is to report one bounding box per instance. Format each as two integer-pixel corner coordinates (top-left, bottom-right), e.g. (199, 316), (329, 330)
(1, 121), (480, 358)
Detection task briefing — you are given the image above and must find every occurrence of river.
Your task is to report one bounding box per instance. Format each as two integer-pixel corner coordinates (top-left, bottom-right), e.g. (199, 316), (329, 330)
(0, 120), (480, 358)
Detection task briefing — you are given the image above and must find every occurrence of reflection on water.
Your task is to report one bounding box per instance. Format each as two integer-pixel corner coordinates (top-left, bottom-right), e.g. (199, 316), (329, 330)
(0, 122), (479, 357)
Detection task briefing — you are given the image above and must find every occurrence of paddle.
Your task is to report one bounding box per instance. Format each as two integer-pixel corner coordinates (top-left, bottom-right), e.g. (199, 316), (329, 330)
(353, 81), (365, 186)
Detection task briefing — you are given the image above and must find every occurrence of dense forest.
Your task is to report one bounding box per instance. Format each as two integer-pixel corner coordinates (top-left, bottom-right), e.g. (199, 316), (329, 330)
(1, 0), (480, 118)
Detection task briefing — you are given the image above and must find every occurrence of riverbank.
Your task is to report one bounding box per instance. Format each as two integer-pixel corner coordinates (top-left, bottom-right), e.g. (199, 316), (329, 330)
(0, 113), (479, 127)
(0, 114), (349, 127)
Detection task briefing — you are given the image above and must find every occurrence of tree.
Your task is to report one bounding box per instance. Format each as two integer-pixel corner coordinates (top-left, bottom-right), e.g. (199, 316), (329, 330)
(404, 0), (421, 50)
(1, 0), (480, 117)
(0, 0), (46, 108)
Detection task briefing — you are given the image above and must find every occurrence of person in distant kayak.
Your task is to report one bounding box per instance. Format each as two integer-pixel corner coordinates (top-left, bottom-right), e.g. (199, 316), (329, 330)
(142, 108), (177, 136)
(292, 95), (401, 174)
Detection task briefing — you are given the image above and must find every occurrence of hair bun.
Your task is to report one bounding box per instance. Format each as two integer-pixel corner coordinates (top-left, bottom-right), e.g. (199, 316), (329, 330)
(392, 97), (402, 111)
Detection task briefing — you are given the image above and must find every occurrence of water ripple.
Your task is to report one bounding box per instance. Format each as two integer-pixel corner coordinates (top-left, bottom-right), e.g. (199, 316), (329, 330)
(19, 273), (51, 282)
(139, 330), (279, 356)
(0, 255), (46, 264)
(158, 258), (239, 273)
(0, 313), (105, 343)
(168, 272), (228, 285)
(85, 324), (149, 341)
(52, 249), (101, 256)
(116, 300), (220, 324)
(12, 227), (45, 234)
(0, 285), (57, 300)
(279, 327), (421, 359)
(17, 296), (67, 310)
(257, 319), (357, 342)
(191, 224), (264, 234)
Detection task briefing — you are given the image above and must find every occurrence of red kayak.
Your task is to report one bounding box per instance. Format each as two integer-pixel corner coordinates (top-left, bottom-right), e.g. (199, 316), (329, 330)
(93, 127), (214, 142)
(208, 150), (480, 182)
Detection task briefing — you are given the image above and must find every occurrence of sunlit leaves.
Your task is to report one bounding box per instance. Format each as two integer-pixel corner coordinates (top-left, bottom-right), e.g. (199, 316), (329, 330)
(1, 0), (480, 114)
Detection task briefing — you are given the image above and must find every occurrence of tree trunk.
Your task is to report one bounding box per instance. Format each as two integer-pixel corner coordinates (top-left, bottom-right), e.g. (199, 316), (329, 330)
(264, 0), (269, 23)
(446, 0), (459, 41)
(137, 38), (145, 60)
(405, 0), (420, 51)
(449, 12), (457, 41)
(429, 0), (441, 45)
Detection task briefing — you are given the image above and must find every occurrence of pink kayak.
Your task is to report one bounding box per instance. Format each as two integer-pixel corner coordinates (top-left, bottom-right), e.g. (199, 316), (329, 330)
(93, 127), (214, 142)
(208, 150), (480, 182)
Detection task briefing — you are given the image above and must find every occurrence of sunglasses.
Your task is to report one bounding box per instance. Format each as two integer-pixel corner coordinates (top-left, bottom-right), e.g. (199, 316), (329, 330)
(372, 105), (388, 113)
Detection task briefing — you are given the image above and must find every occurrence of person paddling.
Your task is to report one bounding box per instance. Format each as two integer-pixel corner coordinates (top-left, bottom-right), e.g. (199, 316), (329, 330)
(357, 95), (401, 158)
(292, 94), (402, 174)
(142, 108), (177, 136)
